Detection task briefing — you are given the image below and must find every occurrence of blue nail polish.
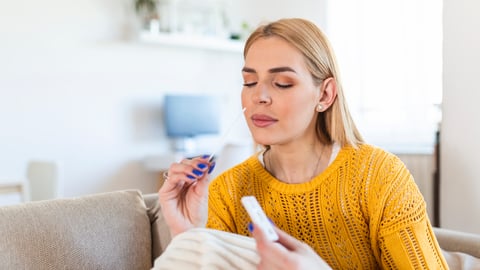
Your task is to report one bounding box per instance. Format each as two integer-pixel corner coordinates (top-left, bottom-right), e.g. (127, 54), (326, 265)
(208, 162), (216, 174)
(198, 163), (207, 169)
(187, 175), (196, 180)
(248, 222), (254, 232)
(192, 169), (203, 176)
(202, 154), (209, 159)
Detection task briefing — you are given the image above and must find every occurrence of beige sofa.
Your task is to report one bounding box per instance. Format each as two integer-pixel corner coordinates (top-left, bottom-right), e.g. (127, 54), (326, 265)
(0, 190), (171, 270)
(0, 190), (478, 270)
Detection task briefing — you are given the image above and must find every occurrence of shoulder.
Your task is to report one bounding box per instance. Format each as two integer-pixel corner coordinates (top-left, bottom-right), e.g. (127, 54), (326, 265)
(349, 143), (409, 182)
(209, 153), (264, 192)
(344, 144), (414, 207)
(212, 154), (261, 180)
(208, 153), (267, 211)
(342, 143), (404, 170)
(352, 145), (427, 234)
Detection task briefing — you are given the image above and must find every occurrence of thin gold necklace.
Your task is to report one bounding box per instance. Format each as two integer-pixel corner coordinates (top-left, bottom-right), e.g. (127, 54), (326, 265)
(267, 145), (326, 183)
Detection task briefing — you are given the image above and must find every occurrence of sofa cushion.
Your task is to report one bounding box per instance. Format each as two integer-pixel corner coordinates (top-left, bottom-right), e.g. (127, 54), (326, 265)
(0, 189), (152, 270)
(434, 227), (480, 269)
(434, 227), (480, 258)
(442, 250), (480, 270)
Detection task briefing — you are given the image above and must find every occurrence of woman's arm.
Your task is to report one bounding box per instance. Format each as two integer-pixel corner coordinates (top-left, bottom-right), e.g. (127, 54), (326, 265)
(370, 154), (448, 268)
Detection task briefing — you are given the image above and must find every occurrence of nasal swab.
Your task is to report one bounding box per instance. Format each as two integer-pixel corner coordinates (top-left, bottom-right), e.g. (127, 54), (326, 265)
(208, 107), (246, 162)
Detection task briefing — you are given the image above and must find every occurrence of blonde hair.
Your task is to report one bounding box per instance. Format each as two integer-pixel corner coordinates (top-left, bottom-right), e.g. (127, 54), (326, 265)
(244, 18), (363, 147)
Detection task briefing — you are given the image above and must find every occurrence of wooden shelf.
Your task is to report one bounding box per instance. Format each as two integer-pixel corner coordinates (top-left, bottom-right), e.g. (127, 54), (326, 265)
(139, 31), (244, 53)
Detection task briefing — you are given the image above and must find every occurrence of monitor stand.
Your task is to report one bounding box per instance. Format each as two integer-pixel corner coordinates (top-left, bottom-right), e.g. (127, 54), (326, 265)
(172, 137), (197, 157)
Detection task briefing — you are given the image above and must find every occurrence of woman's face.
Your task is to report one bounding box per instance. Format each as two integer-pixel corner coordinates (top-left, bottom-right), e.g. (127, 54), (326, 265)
(241, 36), (321, 147)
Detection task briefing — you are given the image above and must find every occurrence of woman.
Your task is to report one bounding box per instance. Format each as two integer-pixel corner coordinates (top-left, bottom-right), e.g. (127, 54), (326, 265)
(158, 18), (447, 269)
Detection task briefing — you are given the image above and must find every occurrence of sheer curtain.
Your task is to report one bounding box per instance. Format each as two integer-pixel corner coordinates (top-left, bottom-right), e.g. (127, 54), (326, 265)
(326, 0), (442, 153)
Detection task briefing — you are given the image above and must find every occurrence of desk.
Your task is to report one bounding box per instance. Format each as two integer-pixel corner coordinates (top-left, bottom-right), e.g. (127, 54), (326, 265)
(144, 152), (208, 189)
(143, 153), (185, 172)
(144, 142), (256, 187)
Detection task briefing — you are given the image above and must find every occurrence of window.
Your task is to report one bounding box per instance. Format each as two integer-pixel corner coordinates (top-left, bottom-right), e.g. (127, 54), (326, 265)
(326, 0), (442, 153)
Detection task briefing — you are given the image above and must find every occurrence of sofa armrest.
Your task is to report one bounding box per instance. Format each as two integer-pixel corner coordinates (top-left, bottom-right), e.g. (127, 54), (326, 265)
(144, 193), (172, 261)
(434, 227), (480, 258)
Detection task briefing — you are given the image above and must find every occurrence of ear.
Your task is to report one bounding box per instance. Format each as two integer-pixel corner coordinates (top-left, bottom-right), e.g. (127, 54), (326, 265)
(317, 77), (337, 112)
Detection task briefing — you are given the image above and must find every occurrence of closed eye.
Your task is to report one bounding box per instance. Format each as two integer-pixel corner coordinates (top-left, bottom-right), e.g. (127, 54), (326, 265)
(243, 82), (257, 87)
(275, 83), (293, 89)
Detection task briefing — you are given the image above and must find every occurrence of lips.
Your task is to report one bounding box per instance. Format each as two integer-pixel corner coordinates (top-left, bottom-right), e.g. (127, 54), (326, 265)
(251, 114), (277, 127)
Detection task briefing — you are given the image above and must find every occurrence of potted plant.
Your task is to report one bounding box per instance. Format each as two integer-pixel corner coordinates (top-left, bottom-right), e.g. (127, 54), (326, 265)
(134, 0), (159, 30)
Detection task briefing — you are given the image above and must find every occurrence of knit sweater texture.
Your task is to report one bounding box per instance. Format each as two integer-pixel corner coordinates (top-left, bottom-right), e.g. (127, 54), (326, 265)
(206, 144), (448, 269)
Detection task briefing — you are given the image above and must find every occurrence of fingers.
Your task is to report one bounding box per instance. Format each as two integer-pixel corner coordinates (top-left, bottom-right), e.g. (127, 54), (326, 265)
(273, 226), (304, 251)
(250, 222), (300, 251)
(250, 223), (290, 269)
(250, 223), (295, 253)
(163, 155), (213, 187)
(157, 155), (215, 236)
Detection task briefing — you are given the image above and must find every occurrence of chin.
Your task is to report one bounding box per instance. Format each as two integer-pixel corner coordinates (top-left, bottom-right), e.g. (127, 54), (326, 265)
(251, 135), (273, 147)
(249, 127), (278, 145)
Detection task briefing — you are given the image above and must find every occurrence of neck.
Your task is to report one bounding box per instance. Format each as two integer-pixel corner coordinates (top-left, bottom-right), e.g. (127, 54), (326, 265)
(265, 143), (330, 184)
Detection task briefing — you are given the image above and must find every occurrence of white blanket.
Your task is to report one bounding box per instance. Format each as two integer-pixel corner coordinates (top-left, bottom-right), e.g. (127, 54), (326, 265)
(152, 228), (259, 270)
(153, 228), (480, 270)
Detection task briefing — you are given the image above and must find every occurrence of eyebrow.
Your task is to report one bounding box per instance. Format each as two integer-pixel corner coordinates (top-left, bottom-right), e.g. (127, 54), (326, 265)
(242, 66), (297, 74)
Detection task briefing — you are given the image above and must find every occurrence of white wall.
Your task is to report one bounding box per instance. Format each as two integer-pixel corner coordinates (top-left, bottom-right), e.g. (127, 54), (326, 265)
(441, 0), (480, 234)
(0, 0), (244, 196)
(0, 0), (326, 197)
(226, 0), (326, 32)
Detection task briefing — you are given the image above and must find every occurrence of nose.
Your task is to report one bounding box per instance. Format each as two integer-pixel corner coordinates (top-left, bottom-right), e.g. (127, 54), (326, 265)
(252, 83), (271, 104)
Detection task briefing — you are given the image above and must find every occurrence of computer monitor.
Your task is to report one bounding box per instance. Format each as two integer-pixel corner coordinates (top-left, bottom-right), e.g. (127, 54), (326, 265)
(164, 94), (220, 152)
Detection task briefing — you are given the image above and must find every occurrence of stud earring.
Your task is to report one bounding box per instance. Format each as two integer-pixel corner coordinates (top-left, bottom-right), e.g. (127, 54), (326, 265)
(316, 104), (323, 112)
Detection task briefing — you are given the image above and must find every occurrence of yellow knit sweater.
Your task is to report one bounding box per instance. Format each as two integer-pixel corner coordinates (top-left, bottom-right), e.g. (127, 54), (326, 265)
(206, 144), (448, 269)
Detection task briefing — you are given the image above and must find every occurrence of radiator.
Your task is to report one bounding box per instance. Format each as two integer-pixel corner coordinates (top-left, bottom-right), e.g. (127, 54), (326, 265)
(395, 153), (435, 221)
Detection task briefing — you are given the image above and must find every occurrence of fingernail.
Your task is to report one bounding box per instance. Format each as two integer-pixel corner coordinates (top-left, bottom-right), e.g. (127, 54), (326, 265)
(248, 222), (254, 232)
(187, 175), (196, 180)
(208, 162), (216, 174)
(202, 154), (209, 159)
(198, 163), (207, 169)
(192, 169), (204, 176)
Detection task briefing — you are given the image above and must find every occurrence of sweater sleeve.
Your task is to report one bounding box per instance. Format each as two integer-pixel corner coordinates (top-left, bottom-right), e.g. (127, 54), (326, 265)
(207, 175), (234, 232)
(368, 153), (448, 269)
(205, 156), (260, 237)
(206, 173), (237, 233)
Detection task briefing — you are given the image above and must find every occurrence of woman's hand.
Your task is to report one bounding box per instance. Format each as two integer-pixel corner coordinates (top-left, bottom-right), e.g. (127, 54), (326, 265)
(158, 155), (215, 237)
(250, 223), (332, 270)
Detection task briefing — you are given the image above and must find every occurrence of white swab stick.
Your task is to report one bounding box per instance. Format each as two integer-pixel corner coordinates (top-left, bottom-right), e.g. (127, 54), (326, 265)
(208, 107), (246, 162)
